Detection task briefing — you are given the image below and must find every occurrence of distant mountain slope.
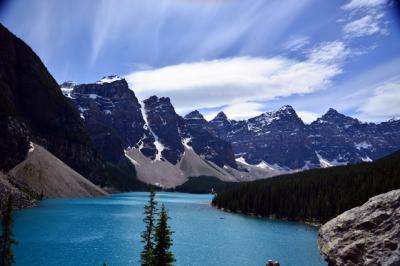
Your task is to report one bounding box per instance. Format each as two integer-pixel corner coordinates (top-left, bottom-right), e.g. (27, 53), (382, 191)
(212, 149), (400, 223)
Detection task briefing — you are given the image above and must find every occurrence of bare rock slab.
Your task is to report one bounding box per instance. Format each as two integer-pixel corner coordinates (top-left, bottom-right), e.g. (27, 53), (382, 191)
(318, 189), (400, 266)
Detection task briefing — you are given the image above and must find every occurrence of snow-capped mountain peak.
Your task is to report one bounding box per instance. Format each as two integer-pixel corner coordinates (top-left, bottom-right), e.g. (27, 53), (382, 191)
(96, 75), (123, 84)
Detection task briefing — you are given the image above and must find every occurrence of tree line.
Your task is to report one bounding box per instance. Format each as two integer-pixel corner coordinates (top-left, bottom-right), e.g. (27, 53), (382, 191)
(212, 150), (400, 223)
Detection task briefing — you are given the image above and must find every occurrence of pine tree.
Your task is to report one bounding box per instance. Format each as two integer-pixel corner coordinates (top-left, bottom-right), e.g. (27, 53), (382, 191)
(140, 190), (158, 266)
(0, 196), (18, 266)
(154, 204), (175, 266)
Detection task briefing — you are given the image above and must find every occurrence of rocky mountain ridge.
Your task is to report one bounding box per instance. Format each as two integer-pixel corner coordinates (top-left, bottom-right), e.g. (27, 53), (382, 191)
(61, 78), (238, 169)
(62, 77), (247, 187)
(62, 75), (400, 186)
(205, 106), (400, 170)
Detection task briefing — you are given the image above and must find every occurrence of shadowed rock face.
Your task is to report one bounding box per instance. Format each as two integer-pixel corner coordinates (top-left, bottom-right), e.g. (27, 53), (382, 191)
(61, 77), (155, 163)
(143, 96), (184, 164)
(318, 189), (400, 266)
(0, 23), (104, 185)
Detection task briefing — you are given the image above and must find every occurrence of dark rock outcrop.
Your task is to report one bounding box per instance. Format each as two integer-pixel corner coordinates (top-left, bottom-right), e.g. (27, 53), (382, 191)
(318, 189), (400, 266)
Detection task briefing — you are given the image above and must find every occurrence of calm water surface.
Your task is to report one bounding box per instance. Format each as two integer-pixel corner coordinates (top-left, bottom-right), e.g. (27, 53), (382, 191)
(13, 192), (326, 266)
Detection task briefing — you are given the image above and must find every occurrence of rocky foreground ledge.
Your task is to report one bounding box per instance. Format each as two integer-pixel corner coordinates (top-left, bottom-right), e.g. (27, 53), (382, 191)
(318, 189), (400, 266)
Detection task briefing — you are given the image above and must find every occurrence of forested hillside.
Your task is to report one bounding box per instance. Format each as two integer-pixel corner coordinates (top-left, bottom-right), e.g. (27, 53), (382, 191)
(172, 176), (238, 194)
(212, 150), (400, 223)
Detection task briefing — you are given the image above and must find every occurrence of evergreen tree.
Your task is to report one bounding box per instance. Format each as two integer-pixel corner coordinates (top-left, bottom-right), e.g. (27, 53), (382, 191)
(140, 190), (158, 266)
(0, 196), (17, 266)
(154, 204), (175, 266)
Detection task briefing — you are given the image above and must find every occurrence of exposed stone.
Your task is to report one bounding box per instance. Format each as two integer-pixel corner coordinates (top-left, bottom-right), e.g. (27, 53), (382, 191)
(318, 189), (400, 266)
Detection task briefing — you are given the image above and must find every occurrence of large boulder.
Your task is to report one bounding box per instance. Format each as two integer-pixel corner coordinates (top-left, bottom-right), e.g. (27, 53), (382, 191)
(318, 189), (400, 266)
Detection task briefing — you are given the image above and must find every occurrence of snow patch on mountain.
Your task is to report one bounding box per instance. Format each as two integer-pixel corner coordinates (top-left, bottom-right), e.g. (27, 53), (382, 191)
(140, 103), (165, 161)
(316, 151), (348, 168)
(235, 157), (287, 172)
(354, 141), (372, 150)
(96, 75), (122, 84)
(361, 156), (373, 162)
(182, 138), (193, 150)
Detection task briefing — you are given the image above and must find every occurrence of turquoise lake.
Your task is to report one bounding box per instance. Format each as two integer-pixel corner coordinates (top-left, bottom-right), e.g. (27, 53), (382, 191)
(13, 192), (326, 265)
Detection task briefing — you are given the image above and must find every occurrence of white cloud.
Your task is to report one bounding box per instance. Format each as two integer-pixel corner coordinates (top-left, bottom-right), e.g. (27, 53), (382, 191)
(358, 82), (400, 120)
(222, 102), (264, 120)
(297, 111), (320, 124)
(342, 0), (387, 10)
(126, 42), (347, 113)
(343, 14), (385, 38)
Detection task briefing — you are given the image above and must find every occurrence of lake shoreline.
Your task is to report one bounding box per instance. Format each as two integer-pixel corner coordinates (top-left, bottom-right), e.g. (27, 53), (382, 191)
(212, 205), (323, 228)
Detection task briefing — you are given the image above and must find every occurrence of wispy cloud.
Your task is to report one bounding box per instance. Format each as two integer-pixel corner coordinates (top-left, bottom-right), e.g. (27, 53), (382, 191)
(283, 36), (310, 52)
(308, 41), (350, 64)
(344, 13), (386, 38)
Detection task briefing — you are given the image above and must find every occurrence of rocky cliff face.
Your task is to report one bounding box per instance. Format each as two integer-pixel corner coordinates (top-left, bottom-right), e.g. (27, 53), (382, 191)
(64, 79), (238, 171)
(61, 76), (154, 163)
(182, 110), (237, 168)
(318, 189), (400, 266)
(142, 96), (185, 164)
(0, 23), (105, 185)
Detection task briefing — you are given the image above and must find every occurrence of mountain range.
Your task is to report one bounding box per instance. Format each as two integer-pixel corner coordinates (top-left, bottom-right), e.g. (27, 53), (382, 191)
(61, 75), (400, 188)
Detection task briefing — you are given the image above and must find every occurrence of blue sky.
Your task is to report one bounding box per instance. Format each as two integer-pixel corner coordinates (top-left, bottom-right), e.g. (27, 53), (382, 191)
(1, 0), (399, 122)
